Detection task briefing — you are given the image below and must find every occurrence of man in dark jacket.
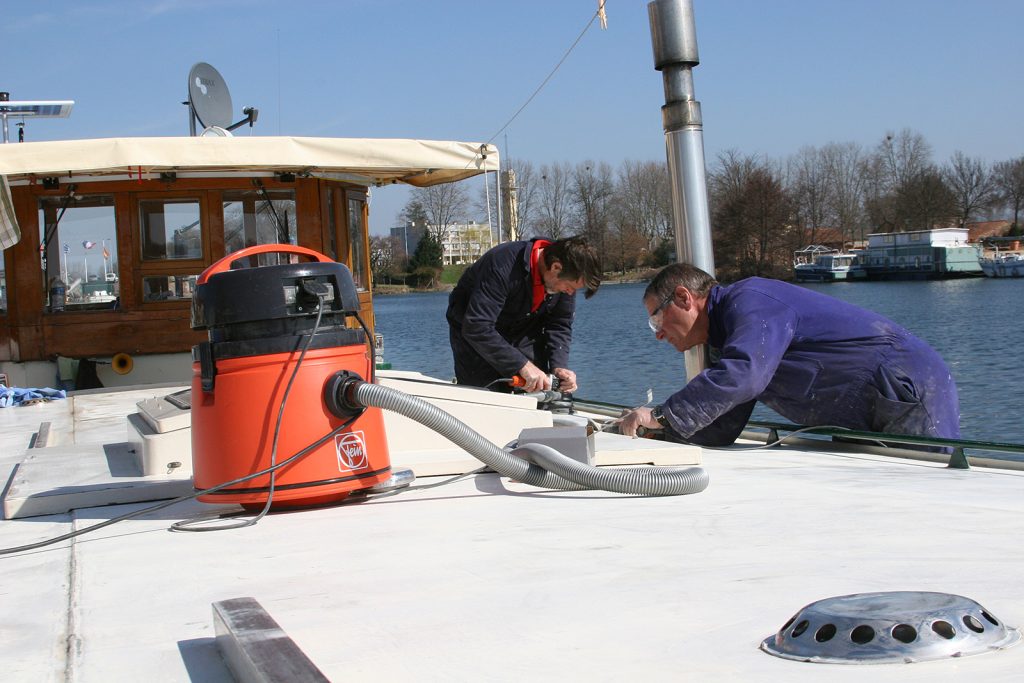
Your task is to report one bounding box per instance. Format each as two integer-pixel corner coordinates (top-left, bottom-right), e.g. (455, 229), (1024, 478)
(446, 235), (602, 392)
(619, 263), (960, 447)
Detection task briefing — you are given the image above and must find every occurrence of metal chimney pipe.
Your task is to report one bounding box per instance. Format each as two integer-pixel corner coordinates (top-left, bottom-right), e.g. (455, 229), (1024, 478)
(648, 0), (714, 380)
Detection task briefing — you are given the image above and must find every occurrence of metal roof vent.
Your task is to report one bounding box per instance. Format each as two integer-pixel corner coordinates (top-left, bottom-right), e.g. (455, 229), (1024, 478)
(761, 591), (1020, 664)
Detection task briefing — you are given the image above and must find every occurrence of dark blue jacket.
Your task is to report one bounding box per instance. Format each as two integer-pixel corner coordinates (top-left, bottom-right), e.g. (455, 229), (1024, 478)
(446, 238), (575, 387)
(662, 278), (961, 446)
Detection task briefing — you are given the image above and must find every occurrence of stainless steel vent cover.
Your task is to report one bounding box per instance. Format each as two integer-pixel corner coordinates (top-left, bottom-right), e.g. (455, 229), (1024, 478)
(761, 591), (1020, 664)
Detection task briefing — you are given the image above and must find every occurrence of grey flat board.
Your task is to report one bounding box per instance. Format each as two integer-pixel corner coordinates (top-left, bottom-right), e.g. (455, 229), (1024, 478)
(3, 442), (194, 519)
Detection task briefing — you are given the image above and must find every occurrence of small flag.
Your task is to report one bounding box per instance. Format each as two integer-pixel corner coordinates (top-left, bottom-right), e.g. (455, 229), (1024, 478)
(82, 240), (96, 249)
(597, 0), (607, 29)
(63, 243), (70, 254)
(102, 246), (110, 259)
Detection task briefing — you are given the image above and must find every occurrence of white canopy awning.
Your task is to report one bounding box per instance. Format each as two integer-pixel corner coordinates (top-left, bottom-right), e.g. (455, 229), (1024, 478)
(0, 135), (498, 186)
(0, 135), (499, 249)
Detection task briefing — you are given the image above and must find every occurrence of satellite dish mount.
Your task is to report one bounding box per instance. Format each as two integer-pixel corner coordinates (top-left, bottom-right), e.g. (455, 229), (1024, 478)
(185, 63), (258, 136)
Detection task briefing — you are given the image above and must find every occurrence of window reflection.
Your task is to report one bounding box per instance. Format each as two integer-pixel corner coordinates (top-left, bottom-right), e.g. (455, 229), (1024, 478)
(143, 274), (197, 301)
(140, 199), (202, 260)
(348, 198), (368, 290)
(223, 189), (296, 266)
(38, 195), (119, 311)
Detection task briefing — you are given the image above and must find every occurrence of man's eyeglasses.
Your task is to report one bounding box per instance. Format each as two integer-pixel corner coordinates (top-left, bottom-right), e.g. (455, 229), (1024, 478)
(648, 292), (675, 333)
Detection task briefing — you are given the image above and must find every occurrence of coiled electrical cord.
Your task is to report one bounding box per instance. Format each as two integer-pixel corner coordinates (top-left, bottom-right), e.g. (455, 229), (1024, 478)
(0, 290), (361, 554)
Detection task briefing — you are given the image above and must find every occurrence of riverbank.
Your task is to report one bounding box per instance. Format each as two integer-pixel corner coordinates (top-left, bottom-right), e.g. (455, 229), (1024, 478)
(372, 268), (656, 295)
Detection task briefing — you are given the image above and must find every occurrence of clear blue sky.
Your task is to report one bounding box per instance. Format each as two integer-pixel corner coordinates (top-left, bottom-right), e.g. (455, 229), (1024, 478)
(3, 1), (1022, 235)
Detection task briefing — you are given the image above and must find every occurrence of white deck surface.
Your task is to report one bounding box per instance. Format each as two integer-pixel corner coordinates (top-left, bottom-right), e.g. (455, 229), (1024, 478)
(2, 389), (1023, 681)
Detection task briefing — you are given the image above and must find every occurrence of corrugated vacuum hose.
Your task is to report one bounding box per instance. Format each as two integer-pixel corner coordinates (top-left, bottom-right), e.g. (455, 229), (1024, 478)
(325, 373), (709, 496)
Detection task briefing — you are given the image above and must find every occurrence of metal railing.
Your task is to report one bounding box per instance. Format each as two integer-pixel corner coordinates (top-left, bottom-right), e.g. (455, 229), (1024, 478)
(745, 420), (1024, 470)
(562, 397), (1024, 471)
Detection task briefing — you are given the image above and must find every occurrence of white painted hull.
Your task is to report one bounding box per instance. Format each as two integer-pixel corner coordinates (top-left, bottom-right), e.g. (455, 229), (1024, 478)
(980, 257), (1024, 278)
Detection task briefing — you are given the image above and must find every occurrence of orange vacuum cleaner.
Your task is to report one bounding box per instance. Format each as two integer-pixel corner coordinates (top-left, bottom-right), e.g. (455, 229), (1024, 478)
(190, 244), (392, 508)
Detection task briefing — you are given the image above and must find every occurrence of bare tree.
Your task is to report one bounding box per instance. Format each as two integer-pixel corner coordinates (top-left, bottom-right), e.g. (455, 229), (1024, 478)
(787, 145), (832, 246)
(821, 142), (868, 245)
(862, 152), (898, 233)
(572, 161), (614, 256)
(616, 160), (672, 247)
(710, 149), (759, 200)
(993, 156), (1024, 233)
(944, 151), (996, 227)
(869, 130), (954, 231)
(903, 168), (957, 230)
(407, 181), (471, 242)
(533, 162), (574, 239)
(709, 152), (793, 278)
(605, 201), (649, 273)
(505, 159), (538, 240)
(878, 128), (932, 190)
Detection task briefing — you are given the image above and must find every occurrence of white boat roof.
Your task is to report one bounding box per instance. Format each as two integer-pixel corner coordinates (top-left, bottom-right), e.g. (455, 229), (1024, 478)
(0, 136), (499, 187)
(2, 381), (1023, 681)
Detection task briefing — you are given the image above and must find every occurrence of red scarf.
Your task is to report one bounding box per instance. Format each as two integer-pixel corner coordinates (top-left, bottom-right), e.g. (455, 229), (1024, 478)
(530, 240), (552, 312)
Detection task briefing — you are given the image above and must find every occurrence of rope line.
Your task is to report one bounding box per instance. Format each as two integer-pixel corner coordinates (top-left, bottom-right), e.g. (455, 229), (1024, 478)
(485, 7), (604, 146)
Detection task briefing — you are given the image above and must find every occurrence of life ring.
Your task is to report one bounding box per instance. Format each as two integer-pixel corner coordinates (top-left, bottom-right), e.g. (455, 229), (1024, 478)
(111, 353), (134, 375)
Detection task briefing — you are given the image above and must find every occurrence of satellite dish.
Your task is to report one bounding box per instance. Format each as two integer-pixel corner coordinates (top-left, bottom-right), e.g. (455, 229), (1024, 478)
(200, 126), (232, 137)
(187, 62), (233, 129)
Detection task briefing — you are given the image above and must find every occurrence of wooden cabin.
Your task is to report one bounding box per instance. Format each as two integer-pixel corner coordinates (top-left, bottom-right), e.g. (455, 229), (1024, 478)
(0, 136), (496, 382)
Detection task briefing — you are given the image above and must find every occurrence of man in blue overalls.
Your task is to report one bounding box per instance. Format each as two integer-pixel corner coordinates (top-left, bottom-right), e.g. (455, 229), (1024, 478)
(447, 235), (602, 393)
(619, 263), (960, 449)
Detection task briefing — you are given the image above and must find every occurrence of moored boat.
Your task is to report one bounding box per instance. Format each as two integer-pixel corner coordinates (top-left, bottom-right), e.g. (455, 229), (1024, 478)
(793, 246), (866, 282)
(859, 228), (983, 280)
(979, 251), (1024, 278)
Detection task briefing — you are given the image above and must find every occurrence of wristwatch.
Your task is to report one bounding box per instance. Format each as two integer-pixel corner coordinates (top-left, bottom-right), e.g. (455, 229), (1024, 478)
(650, 404), (671, 430)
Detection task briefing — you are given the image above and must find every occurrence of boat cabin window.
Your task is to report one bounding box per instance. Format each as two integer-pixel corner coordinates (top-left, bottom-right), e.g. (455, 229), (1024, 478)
(324, 187), (369, 291)
(348, 197), (368, 290)
(38, 195), (119, 311)
(223, 189), (296, 266)
(140, 199), (202, 260)
(136, 196), (207, 303)
(142, 274), (197, 302)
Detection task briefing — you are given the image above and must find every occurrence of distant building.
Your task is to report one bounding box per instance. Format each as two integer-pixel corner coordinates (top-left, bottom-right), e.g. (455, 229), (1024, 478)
(440, 221), (496, 265)
(967, 219), (1011, 243)
(389, 220), (497, 266)
(389, 221), (426, 258)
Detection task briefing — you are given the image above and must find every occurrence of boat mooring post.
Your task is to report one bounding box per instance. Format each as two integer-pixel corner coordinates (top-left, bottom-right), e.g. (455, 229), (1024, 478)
(648, 0), (715, 380)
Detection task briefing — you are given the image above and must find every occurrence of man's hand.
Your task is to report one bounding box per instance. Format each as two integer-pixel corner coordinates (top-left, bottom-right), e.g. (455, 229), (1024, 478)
(517, 361), (551, 392)
(552, 367), (577, 393)
(618, 406), (660, 438)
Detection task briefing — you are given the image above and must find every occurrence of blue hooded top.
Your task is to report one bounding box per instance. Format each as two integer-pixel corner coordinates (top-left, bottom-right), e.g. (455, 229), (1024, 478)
(660, 278), (960, 446)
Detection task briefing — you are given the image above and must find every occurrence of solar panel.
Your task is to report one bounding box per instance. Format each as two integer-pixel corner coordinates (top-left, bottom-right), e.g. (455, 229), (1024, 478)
(0, 101), (74, 118)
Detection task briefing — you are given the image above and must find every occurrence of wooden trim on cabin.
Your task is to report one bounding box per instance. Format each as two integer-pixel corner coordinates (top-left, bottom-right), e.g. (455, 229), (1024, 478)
(2, 175), (377, 362)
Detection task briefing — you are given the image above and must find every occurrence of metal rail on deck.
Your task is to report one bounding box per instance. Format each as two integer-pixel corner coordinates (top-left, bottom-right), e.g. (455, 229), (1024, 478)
(746, 420), (1024, 470)
(561, 398), (1024, 471)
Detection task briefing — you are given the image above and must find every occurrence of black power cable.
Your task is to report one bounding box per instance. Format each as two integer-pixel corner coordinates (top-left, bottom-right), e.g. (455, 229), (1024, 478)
(0, 413), (357, 556)
(0, 287), (372, 555)
(171, 286), (335, 532)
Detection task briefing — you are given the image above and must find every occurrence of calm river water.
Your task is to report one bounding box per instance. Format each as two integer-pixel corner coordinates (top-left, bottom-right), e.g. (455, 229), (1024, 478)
(373, 278), (1024, 448)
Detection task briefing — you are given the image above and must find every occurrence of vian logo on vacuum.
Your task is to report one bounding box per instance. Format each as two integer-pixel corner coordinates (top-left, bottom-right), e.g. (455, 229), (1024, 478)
(335, 431), (368, 471)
